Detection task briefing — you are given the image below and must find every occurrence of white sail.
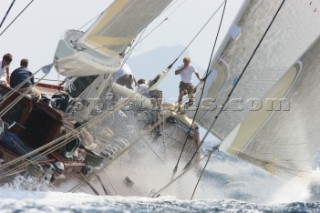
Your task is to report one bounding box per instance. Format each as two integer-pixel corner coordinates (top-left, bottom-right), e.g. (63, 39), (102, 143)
(220, 37), (320, 178)
(187, 59), (230, 121)
(191, 0), (320, 140)
(54, 0), (172, 77)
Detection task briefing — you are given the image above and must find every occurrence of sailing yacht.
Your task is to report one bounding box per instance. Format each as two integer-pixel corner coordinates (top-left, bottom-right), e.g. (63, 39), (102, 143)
(0, 0), (319, 199)
(0, 0), (201, 197)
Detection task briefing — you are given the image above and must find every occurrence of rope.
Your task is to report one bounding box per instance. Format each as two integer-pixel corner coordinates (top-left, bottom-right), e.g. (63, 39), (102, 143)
(141, 136), (166, 164)
(0, 0), (16, 29)
(34, 78), (63, 82)
(0, 81), (166, 178)
(151, 153), (207, 197)
(132, 0), (188, 47)
(77, 10), (104, 31)
(183, 0), (287, 172)
(173, 0), (228, 173)
(167, 0), (228, 70)
(0, 0), (35, 37)
(68, 110), (172, 193)
(190, 147), (216, 199)
(0, 64), (51, 117)
(0, 64), (52, 118)
(65, 78), (76, 93)
(0, 68), (148, 177)
(150, 0), (286, 198)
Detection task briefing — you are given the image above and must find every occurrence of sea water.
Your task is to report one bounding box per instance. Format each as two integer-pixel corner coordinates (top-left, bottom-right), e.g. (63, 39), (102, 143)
(1, 152), (319, 213)
(0, 189), (319, 213)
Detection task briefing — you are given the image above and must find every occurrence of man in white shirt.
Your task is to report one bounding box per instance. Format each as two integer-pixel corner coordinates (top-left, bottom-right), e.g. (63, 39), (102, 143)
(113, 63), (137, 90)
(175, 57), (203, 110)
(0, 53), (12, 86)
(136, 79), (149, 97)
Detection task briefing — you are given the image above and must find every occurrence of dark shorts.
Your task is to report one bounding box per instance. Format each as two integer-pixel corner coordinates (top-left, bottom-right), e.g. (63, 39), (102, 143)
(179, 81), (193, 94)
(117, 74), (133, 89)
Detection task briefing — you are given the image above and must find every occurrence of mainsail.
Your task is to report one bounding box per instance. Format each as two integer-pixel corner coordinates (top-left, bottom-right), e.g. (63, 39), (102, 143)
(54, 0), (172, 77)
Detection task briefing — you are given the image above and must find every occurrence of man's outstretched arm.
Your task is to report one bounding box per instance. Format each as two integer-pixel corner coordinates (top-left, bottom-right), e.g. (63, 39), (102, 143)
(195, 72), (204, 81)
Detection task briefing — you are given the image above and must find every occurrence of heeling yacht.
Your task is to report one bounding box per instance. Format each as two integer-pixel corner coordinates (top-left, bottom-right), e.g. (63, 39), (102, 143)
(0, 0), (201, 198)
(1, 0), (319, 199)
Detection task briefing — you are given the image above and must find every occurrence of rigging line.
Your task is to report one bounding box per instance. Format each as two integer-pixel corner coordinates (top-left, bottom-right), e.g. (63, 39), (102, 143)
(166, 0), (188, 18)
(0, 133), (77, 176)
(103, 169), (118, 195)
(0, 84), (143, 174)
(133, 0), (188, 46)
(91, 0), (184, 53)
(167, 0), (227, 69)
(151, 153), (207, 197)
(6, 118), (101, 171)
(190, 148), (215, 200)
(141, 136), (166, 164)
(184, 0), (287, 168)
(0, 0), (35, 37)
(34, 78), (63, 82)
(203, 0), (228, 79)
(122, 1), (187, 66)
(89, 0), (226, 69)
(122, 27), (148, 64)
(210, 0), (274, 76)
(0, 66), (43, 104)
(172, 0), (228, 173)
(77, 10), (105, 31)
(0, 64), (51, 117)
(95, 174), (109, 195)
(161, 0), (184, 16)
(0, 124), (93, 176)
(69, 112), (172, 193)
(127, 18), (167, 53)
(91, 1), (179, 61)
(0, 0), (16, 29)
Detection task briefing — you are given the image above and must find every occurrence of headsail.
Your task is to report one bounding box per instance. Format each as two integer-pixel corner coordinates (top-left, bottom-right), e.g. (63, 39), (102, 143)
(190, 0), (320, 140)
(54, 0), (172, 77)
(220, 37), (320, 178)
